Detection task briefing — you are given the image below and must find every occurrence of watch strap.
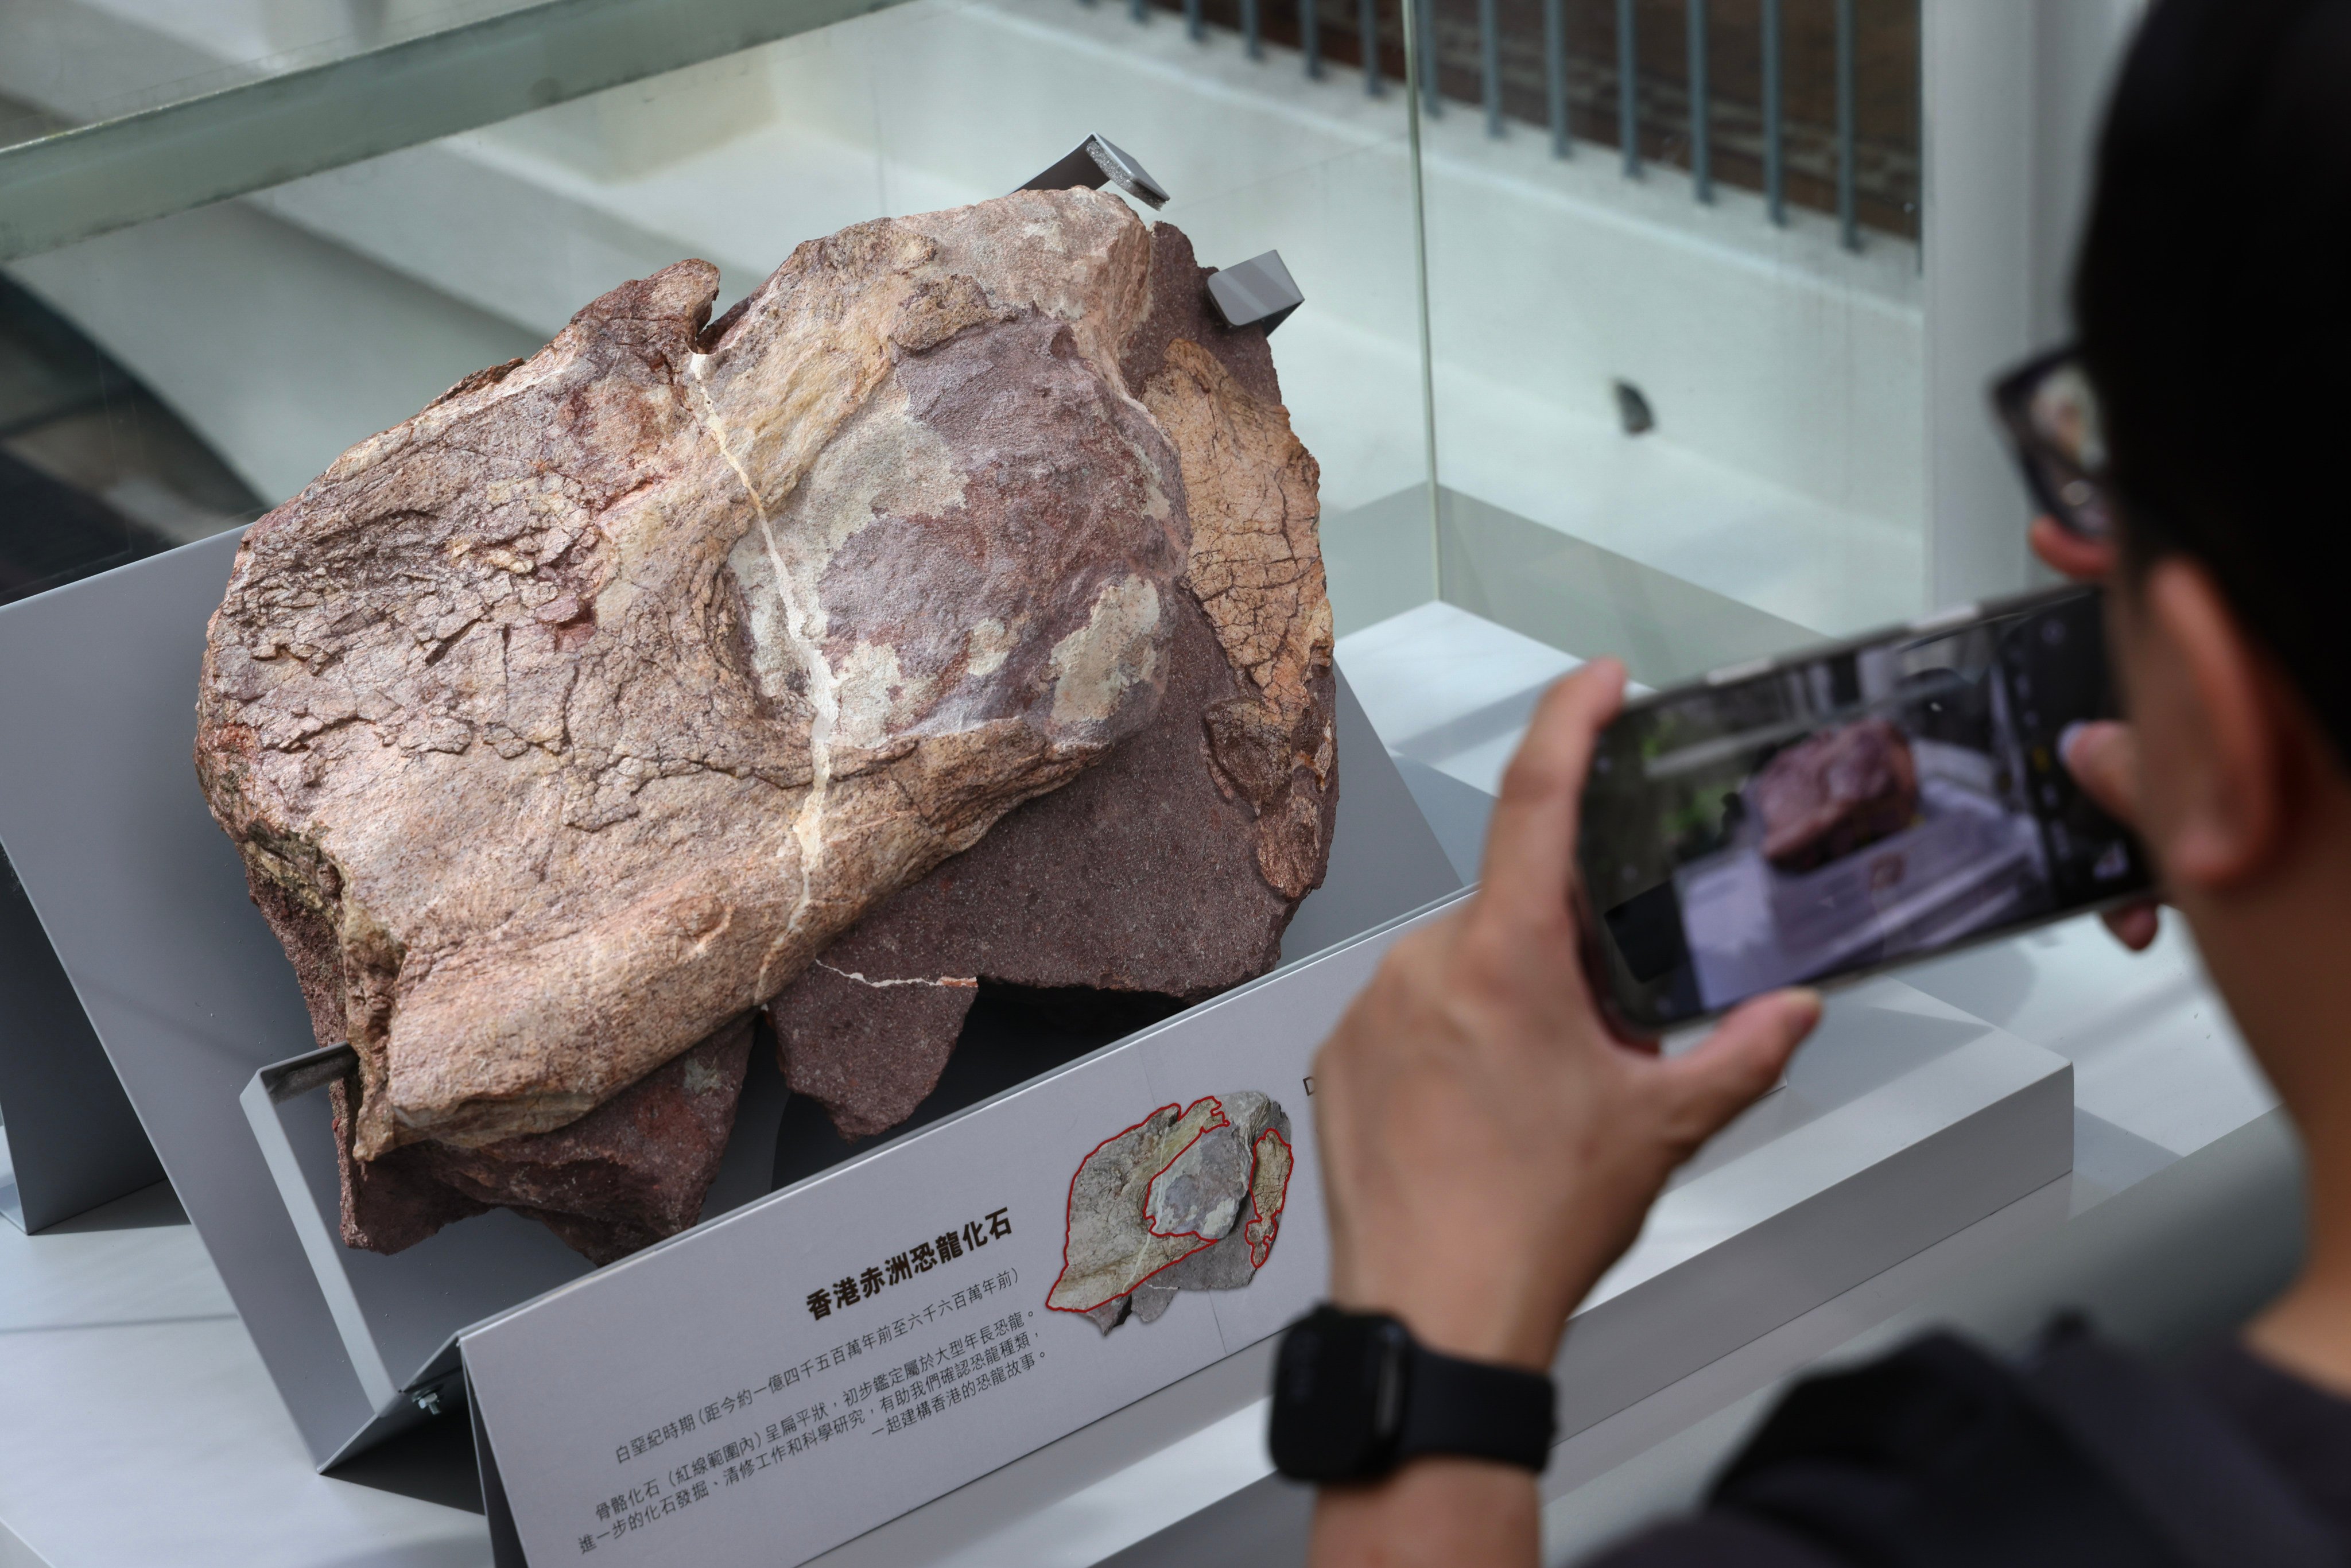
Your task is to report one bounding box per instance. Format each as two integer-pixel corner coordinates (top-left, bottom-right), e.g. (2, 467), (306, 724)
(1395, 1340), (1557, 1472)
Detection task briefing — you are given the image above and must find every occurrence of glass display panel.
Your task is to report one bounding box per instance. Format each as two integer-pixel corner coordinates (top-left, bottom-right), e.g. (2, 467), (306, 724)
(0, 0), (545, 150)
(3, 0), (1435, 635)
(1417, 0), (1926, 687)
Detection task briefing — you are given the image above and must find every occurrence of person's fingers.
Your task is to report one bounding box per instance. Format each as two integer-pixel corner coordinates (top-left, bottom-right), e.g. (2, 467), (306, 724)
(2060, 719), (2142, 828)
(2030, 515), (2119, 583)
(1648, 988), (1822, 1152)
(1475, 661), (1626, 929)
(2101, 901), (2160, 952)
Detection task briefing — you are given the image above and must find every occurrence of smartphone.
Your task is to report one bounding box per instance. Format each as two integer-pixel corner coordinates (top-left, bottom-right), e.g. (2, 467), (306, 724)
(1576, 584), (2154, 1034)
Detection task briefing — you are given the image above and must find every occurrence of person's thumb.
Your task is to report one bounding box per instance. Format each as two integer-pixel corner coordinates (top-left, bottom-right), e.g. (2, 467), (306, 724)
(1650, 989), (1822, 1157)
(2061, 720), (2141, 828)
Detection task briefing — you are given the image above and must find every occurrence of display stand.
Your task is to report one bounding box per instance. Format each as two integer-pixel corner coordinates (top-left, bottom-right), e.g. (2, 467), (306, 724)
(238, 1041), (789, 1445)
(1017, 134), (1171, 208)
(0, 531), (382, 1462)
(0, 527), (1464, 1472)
(1204, 251), (1304, 335)
(0, 845), (164, 1229)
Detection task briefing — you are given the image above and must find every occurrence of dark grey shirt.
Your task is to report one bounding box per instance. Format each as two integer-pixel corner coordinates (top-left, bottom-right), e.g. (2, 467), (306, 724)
(1586, 1343), (2351, 1565)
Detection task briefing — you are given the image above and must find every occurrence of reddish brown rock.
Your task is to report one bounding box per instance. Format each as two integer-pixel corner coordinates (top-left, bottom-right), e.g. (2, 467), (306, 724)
(200, 191), (1184, 1167)
(330, 1077), (494, 1254)
(1755, 717), (1920, 873)
(205, 199), (1329, 1257)
(323, 1022), (752, 1264)
(766, 964), (979, 1140)
(417, 1015), (754, 1263)
(254, 848), (757, 1260)
(773, 226), (1336, 1140)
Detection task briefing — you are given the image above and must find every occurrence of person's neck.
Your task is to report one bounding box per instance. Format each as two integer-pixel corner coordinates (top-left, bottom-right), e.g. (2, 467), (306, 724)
(2190, 780), (2351, 1399)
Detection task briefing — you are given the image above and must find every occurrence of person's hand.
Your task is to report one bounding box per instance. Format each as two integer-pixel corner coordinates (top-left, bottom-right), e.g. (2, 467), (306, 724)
(1309, 661), (1823, 1373)
(2030, 514), (2162, 951)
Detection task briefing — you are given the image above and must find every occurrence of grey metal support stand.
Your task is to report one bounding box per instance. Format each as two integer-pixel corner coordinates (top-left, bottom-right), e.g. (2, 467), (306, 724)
(0, 846), (165, 1231)
(1616, 0), (1639, 176)
(1545, 0), (1570, 156)
(1688, 0), (1711, 200)
(1205, 251), (1306, 334)
(1018, 135), (1171, 208)
(1763, 0), (1786, 224)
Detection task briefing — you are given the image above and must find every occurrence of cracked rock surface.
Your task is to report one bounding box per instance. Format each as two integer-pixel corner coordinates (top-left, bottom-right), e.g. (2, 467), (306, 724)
(771, 225), (1336, 1140)
(198, 193), (1329, 1263)
(199, 188), (1179, 1159)
(1048, 1092), (1293, 1334)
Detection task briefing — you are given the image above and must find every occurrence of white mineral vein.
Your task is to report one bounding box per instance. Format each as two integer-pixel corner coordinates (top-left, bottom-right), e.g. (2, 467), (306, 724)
(815, 961), (979, 990)
(689, 352), (837, 959)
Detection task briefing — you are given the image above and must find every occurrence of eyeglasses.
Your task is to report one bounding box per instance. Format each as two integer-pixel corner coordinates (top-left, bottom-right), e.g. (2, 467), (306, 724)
(1990, 346), (2116, 542)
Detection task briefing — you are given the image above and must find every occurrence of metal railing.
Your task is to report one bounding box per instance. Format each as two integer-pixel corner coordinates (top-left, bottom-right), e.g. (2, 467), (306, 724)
(0, 0), (1917, 263)
(1109, 0), (1920, 247)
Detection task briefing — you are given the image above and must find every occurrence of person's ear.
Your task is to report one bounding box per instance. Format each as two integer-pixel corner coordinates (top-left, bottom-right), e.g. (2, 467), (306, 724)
(2135, 557), (2292, 890)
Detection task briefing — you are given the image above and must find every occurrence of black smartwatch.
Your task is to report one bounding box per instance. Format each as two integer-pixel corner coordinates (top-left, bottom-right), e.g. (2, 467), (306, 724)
(1267, 1305), (1556, 1482)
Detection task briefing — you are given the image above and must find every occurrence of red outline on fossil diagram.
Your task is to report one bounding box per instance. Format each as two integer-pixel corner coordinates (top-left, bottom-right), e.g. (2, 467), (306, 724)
(1141, 1101), (1232, 1242)
(1047, 1096), (1293, 1316)
(1244, 1126), (1294, 1269)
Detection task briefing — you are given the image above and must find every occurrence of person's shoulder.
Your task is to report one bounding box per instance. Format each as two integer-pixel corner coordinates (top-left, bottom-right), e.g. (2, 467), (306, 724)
(1581, 1512), (1846, 1568)
(1570, 1327), (2351, 1567)
(2181, 1339), (2351, 1537)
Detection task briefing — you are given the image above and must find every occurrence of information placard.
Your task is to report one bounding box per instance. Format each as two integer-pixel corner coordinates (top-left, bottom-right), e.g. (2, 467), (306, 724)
(461, 902), (1430, 1567)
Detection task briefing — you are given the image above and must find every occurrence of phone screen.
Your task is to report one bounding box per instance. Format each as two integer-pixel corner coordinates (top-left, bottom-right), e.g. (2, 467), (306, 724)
(1577, 585), (2152, 1031)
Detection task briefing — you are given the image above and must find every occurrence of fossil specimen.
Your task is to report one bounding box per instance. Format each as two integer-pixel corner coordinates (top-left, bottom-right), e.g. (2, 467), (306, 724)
(1046, 1092), (1294, 1334)
(770, 224), (1336, 1140)
(1755, 717), (1920, 873)
(197, 191), (1330, 1262)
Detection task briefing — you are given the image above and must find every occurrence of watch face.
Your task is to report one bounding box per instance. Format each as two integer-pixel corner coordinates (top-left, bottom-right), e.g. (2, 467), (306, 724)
(1268, 1307), (1410, 1482)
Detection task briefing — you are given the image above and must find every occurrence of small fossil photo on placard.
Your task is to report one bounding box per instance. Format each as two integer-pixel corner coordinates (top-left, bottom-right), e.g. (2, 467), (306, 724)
(1046, 1092), (1294, 1334)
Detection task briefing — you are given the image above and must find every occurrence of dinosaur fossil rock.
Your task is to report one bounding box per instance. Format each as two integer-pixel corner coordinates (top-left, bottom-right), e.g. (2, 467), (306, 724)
(770, 224), (1336, 1140)
(197, 193), (1330, 1261)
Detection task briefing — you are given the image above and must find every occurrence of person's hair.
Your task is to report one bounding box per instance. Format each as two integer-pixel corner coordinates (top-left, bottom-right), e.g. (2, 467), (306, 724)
(2074, 0), (2351, 769)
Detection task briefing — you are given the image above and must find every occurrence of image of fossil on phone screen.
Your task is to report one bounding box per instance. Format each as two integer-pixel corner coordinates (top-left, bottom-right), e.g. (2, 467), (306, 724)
(1578, 587), (2152, 1030)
